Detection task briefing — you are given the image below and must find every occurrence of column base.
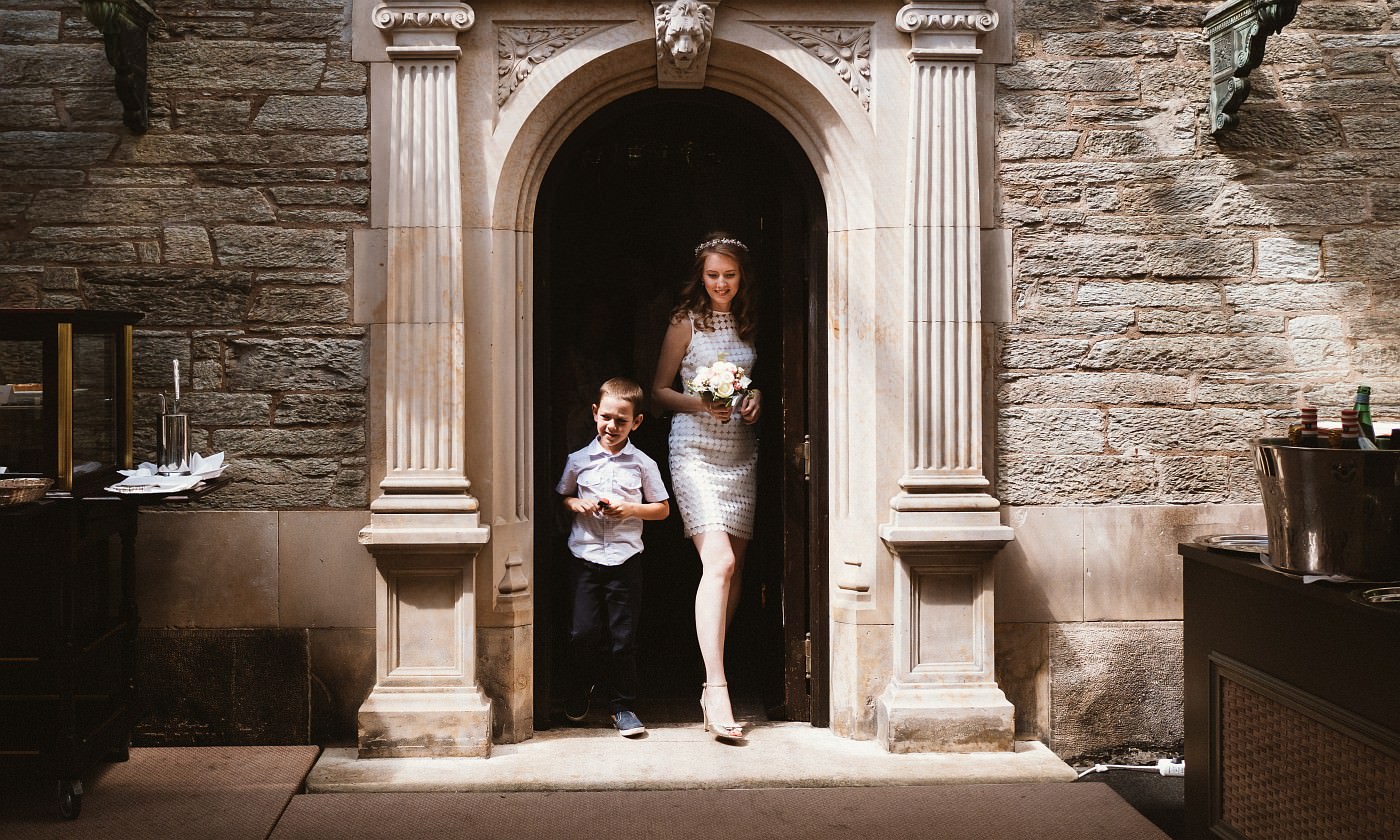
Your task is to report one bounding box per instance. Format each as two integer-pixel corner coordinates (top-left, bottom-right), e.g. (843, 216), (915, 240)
(358, 687), (493, 758)
(876, 683), (1015, 753)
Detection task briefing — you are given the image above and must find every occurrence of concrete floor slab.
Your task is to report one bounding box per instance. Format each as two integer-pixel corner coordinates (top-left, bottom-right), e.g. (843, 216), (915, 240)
(305, 723), (1076, 793)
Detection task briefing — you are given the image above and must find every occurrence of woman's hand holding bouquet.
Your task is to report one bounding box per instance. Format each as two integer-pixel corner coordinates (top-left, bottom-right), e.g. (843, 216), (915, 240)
(686, 355), (756, 424)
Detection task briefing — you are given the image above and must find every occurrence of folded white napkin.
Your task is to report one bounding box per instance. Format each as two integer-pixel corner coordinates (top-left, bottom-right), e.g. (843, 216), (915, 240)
(119, 451), (225, 479)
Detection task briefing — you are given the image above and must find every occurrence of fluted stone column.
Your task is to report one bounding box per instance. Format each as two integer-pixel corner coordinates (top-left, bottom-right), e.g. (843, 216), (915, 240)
(877, 2), (1014, 753)
(356, 1), (492, 758)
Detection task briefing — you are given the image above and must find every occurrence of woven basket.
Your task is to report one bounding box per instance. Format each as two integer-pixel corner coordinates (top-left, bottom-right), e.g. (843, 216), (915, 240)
(0, 477), (52, 507)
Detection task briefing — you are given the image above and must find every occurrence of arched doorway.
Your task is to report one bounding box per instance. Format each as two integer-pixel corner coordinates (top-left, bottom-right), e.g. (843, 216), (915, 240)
(531, 87), (828, 730)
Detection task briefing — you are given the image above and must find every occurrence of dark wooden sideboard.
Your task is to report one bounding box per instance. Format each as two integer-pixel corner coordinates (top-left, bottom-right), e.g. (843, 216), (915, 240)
(1182, 543), (1400, 839)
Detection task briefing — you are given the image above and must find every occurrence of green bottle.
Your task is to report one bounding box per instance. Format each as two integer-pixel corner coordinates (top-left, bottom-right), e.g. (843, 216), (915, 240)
(1353, 385), (1375, 442)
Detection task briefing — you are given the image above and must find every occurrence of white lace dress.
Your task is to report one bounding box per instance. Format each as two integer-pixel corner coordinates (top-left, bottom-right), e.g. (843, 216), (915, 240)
(669, 311), (758, 540)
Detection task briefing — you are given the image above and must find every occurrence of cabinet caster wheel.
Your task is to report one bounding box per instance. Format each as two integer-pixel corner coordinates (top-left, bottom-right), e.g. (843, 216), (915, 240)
(58, 779), (83, 819)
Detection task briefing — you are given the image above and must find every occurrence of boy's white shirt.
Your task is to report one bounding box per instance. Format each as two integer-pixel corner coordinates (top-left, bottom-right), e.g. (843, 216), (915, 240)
(556, 437), (669, 566)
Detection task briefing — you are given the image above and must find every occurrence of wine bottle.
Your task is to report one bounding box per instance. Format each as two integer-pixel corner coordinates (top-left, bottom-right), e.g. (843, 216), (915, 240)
(1353, 385), (1375, 442)
(1337, 408), (1362, 449)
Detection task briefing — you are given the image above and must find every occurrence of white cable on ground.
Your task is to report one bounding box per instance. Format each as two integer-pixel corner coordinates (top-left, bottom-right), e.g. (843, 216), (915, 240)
(1075, 759), (1184, 779)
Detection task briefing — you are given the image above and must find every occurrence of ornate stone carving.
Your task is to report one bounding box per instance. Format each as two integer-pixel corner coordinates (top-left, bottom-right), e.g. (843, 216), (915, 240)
(372, 2), (475, 32)
(1203, 0), (1299, 133)
(895, 4), (998, 35)
(496, 25), (596, 106)
(653, 0), (718, 88)
(768, 25), (872, 111)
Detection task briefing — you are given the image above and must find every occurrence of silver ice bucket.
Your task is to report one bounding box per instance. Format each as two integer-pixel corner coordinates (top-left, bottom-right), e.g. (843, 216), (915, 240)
(1253, 439), (1400, 580)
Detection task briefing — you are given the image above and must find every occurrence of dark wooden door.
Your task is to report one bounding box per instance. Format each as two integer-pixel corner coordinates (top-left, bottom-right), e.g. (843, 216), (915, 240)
(532, 88), (827, 726)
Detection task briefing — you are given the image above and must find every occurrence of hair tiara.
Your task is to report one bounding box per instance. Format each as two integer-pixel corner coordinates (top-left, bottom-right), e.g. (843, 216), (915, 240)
(693, 237), (748, 256)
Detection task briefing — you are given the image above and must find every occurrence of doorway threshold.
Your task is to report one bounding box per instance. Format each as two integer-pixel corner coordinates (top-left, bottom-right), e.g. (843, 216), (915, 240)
(305, 724), (1075, 793)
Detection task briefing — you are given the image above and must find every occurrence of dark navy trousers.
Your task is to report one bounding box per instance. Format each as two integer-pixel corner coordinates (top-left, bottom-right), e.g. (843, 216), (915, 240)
(567, 553), (643, 714)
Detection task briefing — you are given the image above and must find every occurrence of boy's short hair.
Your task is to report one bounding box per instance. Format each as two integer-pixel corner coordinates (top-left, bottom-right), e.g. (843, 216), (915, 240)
(597, 377), (646, 414)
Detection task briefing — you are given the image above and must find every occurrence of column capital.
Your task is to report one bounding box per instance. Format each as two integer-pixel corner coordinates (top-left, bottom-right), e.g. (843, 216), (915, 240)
(896, 2), (997, 59)
(373, 2), (474, 56)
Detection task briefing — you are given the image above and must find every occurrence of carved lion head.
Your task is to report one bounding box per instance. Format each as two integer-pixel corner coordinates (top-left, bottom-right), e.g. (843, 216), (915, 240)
(656, 1), (715, 71)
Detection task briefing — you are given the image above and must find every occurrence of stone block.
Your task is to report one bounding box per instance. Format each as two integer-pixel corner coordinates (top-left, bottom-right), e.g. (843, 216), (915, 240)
(1211, 107), (1345, 153)
(1102, 2), (1216, 27)
(28, 187), (274, 224)
(250, 10), (345, 40)
(203, 457), (342, 510)
(1077, 280), (1219, 307)
(0, 191), (31, 225)
(1341, 114), (1400, 149)
(996, 506), (1085, 622)
(136, 510), (280, 628)
(162, 225), (215, 264)
(0, 130), (116, 167)
(1256, 238), (1320, 279)
(1001, 309), (1135, 336)
(174, 97), (253, 130)
(1194, 378), (1298, 406)
(82, 267), (254, 325)
(276, 393), (366, 425)
(270, 186), (370, 205)
(1287, 315), (1345, 340)
(1156, 456), (1231, 502)
(254, 95), (366, 131)
(1106, 408), (1263, 453)
(1323, 229), (1400, 278)
(1012, 0), (1103, 30)
(999, 338), (1091, 369)
(997, 59), (1140, 93)
(1296, 1), (1391, 29)
(1083, 336), (1291, 371)
(997, 129), (1079, 160)
(0, 268), (40, 307)
(278, 510), (374, 628)
(1039, 32), (1179, 57)
(42, 266), (78, 290)
(1048, 621), (1183, 763)
(216, 427), (366, 457)
(1019, 236), (1147, 278)
(0, 10), (61, 42)
(998, 372), (1190, 405)
(1144, 238), (1254, 278)
(1136, 310), (1235, 335)
(135, 628), (309, 746)
(995, 93), (1070, 128)
(1225, 280), (1369, 310)
(1208, 182), (1370, 227)
(0, 240), (136, 264)
(997, 455), (1157, 505)
(999, 408), (1105, 455)
(214, 225), (347, 269)
(151, 41), (326, 91)
(226, 336), (366, 390)
(1330, 50), (1392, 74)
(248, 286), (352, 323)
(174, 392), (273, 426)
(3, 43), (109, 85)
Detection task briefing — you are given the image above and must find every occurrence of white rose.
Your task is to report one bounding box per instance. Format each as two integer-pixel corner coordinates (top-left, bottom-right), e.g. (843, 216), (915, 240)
(713, 380), (735, 398)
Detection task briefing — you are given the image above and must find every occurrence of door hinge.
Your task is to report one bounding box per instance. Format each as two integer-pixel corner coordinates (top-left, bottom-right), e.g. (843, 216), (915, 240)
(804, 631), (812, 679)
(802, 434), (811, 481)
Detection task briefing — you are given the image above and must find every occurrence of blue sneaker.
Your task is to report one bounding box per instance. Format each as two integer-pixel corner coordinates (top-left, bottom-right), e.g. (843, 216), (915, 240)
(612, 709), (646, 737)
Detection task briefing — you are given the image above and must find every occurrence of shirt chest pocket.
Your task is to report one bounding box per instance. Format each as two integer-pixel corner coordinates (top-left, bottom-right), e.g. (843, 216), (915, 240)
(579, 465), (643, 499)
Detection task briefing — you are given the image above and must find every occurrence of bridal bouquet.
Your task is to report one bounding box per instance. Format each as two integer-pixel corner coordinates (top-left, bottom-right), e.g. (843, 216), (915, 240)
(686, 354), (752, 407)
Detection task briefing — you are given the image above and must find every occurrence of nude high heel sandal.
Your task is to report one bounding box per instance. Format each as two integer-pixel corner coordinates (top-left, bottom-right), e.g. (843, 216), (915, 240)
(701, 682), (744, 740)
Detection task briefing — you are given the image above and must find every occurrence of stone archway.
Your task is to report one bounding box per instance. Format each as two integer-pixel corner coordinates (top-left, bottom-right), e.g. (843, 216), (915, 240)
(356, 1), (1013, 757)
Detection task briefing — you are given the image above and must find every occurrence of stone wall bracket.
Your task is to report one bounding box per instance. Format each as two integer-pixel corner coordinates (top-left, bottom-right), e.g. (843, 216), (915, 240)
(1203, 0), (1300, 133)
(653, 0), (720, 89)
(80, 0), (158, 134)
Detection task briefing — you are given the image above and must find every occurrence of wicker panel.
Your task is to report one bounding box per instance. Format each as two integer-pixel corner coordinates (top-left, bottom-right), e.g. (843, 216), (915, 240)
(1220, 676), (1400, 838)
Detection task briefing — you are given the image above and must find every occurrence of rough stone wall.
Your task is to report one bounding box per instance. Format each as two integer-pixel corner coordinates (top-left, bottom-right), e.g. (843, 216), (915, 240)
(995, 0), (1400, 763)
(996, 0), (1400, 507)
(1, 1), (369, 510)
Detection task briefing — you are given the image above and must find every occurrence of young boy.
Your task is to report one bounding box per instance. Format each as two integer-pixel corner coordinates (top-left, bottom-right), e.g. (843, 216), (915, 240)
(556, 377), (670, 737)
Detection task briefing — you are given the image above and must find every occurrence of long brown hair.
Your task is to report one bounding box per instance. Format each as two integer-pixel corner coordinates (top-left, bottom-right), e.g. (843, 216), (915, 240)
(670, 232), (757, 342)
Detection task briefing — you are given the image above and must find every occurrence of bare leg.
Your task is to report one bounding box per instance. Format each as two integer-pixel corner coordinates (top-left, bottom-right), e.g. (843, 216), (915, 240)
(726, 537), (748, 628)
(694, 530), (741, 728)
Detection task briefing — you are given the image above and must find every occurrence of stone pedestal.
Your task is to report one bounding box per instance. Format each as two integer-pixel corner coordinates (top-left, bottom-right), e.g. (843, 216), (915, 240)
(358, 518), (491, 758)
(357, 1), (493, 758)
(878, 3), (1015, 753)
(875, 540), (1013, 753)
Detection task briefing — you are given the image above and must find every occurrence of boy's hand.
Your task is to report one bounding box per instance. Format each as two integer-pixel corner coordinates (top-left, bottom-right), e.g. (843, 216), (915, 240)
(566, 497), (602, 516)
(598, 498), (630, 519)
